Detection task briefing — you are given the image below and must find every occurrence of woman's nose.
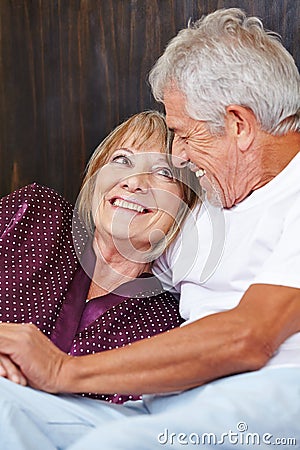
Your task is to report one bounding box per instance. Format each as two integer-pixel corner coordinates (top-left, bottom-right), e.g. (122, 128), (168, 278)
(121, 173), (149, 193)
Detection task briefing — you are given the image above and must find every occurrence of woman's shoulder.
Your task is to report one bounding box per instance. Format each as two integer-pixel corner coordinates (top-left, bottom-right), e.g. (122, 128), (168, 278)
(1, 182), (73, 210)
(0, 183), (74, 235)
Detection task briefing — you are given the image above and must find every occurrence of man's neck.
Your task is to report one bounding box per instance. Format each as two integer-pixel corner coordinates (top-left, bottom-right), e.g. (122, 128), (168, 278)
(251, 131), (300, 192)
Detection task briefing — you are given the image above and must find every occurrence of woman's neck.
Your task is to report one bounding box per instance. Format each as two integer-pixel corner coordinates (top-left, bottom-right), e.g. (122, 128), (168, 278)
(86, 232), (152, 300)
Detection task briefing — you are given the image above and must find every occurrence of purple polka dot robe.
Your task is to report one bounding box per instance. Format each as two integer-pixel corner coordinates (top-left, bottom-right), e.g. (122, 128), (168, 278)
(0, 183), (183, 403)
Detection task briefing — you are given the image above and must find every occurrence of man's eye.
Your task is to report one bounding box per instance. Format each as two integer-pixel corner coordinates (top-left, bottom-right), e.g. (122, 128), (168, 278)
(175, 135), (188, 142)
(111, 155), (132, 166)
(154, 167), (175, 180)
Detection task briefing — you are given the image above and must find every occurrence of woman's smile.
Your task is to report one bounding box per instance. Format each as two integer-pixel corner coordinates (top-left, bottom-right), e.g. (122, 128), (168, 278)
(92, 144), (182, 252)
(108, 196), (153, 215)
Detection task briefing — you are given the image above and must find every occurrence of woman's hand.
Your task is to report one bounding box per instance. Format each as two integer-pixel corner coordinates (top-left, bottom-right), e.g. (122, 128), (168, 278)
(0, 323), (71, 392)
(0, 353), (27, 385)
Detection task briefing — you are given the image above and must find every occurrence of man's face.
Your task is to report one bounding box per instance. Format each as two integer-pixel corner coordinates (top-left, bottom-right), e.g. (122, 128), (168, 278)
(164, 89), (242, 208)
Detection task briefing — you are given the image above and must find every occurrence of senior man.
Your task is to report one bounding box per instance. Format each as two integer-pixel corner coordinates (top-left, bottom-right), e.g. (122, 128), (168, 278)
(0, 8), (299, 450)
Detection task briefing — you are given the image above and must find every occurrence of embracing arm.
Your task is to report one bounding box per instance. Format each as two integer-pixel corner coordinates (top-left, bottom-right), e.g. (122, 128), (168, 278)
(63, 283), (300, 394)
(0, 283), (299, 394)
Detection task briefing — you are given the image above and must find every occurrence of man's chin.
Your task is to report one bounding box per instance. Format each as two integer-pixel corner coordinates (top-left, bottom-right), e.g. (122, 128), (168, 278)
(202, 190), (223, 208)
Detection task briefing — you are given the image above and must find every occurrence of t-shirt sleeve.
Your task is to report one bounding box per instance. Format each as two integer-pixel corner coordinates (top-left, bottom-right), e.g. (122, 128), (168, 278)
(253, 196), (300, 289)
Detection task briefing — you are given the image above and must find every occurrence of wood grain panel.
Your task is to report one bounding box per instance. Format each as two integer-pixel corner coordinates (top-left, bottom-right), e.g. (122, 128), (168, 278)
(0, 0), (299, 202)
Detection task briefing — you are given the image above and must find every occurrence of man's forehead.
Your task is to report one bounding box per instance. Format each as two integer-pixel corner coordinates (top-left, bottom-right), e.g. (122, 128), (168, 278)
(164, 90), (189, 127)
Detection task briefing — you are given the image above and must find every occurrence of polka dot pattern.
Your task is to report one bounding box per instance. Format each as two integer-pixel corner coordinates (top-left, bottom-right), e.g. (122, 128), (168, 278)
(71, 289), (183, 403)
(0, 183), (78, 334)
(0, 184), (184, 404)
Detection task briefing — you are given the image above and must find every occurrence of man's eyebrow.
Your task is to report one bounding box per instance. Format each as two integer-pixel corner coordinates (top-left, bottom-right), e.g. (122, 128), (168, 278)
(169, 127), (185, 136)
(168, 127), (181, 134)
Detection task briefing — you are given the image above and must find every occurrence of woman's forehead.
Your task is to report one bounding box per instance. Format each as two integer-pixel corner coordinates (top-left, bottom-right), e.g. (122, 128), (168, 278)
(117, 131), (166, 153)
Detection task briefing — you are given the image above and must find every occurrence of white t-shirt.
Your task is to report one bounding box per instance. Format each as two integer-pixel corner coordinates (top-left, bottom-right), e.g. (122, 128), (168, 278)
(154, 152), (300, 368)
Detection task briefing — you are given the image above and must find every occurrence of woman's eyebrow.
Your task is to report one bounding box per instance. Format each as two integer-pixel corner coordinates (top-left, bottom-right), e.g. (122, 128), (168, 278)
(151, 155), (171, 165)
(113, 149), (170, 165)
(113, 148), (134, 154)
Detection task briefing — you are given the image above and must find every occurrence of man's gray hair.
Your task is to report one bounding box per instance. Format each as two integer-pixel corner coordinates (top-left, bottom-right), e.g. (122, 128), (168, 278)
(149, 8), (300, 136)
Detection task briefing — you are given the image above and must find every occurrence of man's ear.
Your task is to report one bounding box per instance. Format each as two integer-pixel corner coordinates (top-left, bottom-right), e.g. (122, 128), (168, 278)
(225, 105), (257, 151)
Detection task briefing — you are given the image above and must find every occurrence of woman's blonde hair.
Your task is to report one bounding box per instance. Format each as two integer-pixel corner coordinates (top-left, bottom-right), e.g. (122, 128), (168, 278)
(77, 110), (199, 259)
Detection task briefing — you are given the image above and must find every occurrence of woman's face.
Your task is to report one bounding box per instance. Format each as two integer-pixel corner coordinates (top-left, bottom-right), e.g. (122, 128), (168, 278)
(92, 133), (183, 257)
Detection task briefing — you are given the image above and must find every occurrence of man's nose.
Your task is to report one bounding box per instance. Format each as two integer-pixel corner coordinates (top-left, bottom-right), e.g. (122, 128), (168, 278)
(171, 136), (190, 168)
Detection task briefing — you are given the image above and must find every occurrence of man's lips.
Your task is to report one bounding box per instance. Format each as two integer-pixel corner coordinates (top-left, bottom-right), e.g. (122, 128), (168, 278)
(187, 162), (206, 178)
(109, 197), (152, 214)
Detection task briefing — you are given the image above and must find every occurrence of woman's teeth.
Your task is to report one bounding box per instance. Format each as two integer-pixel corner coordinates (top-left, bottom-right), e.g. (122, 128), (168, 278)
(112, 198), (147, 213)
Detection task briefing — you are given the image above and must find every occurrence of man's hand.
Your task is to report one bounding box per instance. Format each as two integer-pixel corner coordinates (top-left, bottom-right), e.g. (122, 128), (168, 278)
(0, 353), (27, 385)
(0, 323), (71, 392)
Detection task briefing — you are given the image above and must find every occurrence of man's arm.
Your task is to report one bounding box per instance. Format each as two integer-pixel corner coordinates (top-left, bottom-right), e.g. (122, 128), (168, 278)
(0, 283), (299, 394)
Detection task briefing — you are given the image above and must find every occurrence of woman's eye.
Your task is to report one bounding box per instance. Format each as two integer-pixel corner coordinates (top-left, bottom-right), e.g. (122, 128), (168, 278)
(111, 155), (132, 166)
(154, 167), (175, 180)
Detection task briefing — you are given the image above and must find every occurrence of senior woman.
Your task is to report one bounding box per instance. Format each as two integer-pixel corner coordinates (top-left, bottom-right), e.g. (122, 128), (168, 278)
(0, 110), (199, 402)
